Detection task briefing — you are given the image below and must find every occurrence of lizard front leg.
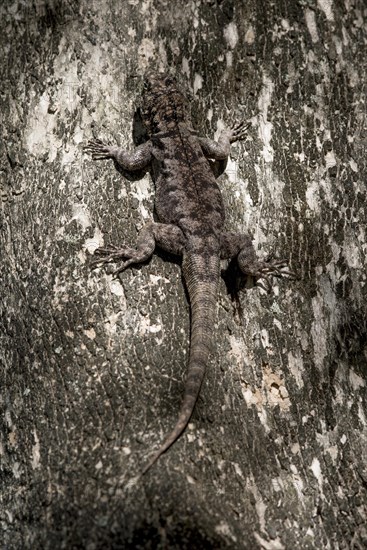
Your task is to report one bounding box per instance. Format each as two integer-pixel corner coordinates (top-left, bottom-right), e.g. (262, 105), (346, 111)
(91, 222), (185, 276)
(199, 120), (249, 160)
(220, 231), (291, 290)
(84, 138), (152, 171)
(199, 121), (249, 177)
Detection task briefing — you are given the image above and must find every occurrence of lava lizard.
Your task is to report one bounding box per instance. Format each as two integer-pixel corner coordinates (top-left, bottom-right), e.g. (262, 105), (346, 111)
(84, 73), (288, 474)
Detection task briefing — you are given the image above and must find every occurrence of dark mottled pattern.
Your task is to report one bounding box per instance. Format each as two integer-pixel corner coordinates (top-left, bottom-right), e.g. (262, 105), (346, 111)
(84, 73), (288, 474)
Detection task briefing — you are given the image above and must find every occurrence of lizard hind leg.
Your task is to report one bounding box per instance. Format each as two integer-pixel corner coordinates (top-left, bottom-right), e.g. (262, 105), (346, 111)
(220, 231), (291, 290)
(91, 222), (156, 275)
(91, 221), (185, 276)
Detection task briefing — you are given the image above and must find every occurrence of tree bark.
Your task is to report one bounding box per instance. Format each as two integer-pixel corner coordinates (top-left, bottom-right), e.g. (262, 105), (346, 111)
(1, 0), (366, 548)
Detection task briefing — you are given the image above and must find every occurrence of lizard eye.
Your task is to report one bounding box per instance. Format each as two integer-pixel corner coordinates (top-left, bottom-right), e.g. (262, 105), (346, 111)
(165, 76), (175, 86)
(143, 81), (150, 91)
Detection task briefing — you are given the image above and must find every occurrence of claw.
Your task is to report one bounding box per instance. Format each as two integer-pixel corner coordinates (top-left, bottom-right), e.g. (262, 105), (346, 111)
(250, 257), (294, 291)
(279, 268), (296, 279)
(230, 120), (250, 143)
(256, 274), (272, 292)
(94, 245), (120, 255)
(231, 120), (248, 131)
(90, 259), (105, 269)
(94, 247), (113, 256)
(89, 244), (135, 274)
(256, 280), (269, 292)
(263, 275), (272, 292)
(112, 262), (130, 276)
(90, 255), (114, 267)
(84, 138), (113, 159)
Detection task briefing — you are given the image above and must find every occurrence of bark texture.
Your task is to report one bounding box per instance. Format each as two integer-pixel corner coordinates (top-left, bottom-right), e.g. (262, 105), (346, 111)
(1, 0), (366, 548)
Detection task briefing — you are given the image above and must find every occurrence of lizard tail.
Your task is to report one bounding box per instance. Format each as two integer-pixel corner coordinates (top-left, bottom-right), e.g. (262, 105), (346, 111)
(142, 251), (220, 474)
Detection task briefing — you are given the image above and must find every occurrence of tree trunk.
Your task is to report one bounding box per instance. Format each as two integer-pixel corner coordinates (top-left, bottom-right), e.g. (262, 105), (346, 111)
(1, 0), (366, 548)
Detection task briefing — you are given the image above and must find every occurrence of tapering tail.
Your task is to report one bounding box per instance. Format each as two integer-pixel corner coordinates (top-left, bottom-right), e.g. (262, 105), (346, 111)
(142, 250), (220, 474)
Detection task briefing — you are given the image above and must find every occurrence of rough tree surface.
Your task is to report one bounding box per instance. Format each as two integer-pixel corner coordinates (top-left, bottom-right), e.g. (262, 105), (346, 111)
(1, 1), (366, 549)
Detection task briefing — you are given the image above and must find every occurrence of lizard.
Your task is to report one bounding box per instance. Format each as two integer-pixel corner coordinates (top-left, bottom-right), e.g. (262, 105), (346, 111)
(84, 72), (289, 474)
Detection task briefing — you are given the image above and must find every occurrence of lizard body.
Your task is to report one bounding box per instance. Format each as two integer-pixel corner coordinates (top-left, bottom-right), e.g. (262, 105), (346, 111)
(84, 73), (287, 474)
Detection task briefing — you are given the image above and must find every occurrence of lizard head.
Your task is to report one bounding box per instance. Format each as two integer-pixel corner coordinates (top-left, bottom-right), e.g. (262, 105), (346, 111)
(141, 72), (190, 134)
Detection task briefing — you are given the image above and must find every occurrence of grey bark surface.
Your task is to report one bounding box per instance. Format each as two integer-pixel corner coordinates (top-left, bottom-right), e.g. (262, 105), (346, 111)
(1, 1), (366, 549)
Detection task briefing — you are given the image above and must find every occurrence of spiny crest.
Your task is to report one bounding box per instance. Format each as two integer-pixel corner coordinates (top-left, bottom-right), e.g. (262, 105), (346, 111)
(141, 72), (189, 133)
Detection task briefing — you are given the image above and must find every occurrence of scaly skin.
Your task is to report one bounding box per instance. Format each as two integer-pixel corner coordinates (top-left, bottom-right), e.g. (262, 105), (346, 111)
(84, 73), (290, 474)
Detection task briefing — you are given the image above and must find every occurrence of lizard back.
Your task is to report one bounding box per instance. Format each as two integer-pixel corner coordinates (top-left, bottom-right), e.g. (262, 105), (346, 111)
(142, 75), (225, 242)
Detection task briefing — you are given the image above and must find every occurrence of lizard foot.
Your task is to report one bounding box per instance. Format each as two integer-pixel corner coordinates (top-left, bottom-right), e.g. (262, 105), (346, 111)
(84, 139), (114, 160)
(254, 259), (295, 292)
(229, 121), (250, 143)
(90, 245), (134, 268)
(91, 243), (154, 277)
